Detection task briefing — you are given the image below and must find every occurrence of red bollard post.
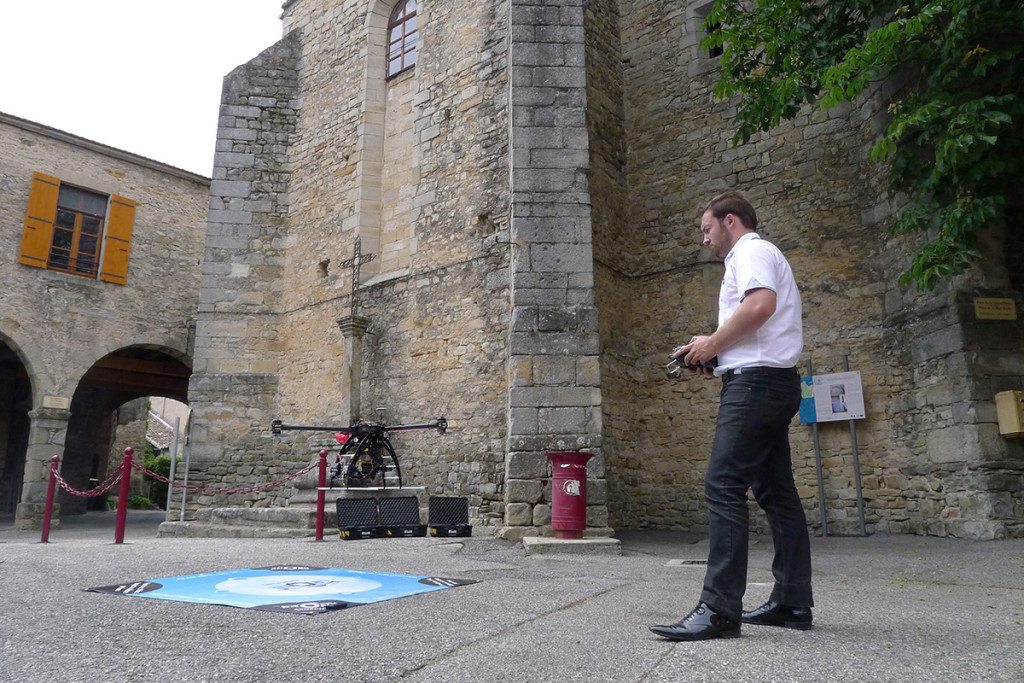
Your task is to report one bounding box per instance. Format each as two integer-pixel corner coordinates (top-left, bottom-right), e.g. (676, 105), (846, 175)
(114, 447), (134, 544)
(315, 449), (328, 541)
(547, 451), (593, 539)
(40, 455), (60, 543)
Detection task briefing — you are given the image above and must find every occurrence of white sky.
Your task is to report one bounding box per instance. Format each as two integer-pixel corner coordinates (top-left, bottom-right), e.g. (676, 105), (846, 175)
(0, 1), (286, 177)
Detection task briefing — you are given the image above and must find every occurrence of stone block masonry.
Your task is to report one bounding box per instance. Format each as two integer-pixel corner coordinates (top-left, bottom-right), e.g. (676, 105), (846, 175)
(506, 0), (607, 541)
(183, 0), (515, 528)
(186, 34), (301, 512)
(587, 0), (1023, 540)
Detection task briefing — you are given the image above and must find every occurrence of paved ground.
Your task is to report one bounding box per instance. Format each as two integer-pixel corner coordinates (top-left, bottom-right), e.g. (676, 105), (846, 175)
(1, 511), (1022, 682)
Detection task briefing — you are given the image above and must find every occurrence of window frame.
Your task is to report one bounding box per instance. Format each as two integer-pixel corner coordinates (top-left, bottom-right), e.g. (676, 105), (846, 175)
(687, 1), (724, 77)
(386, 0), (418, 80)
(48, 184), (109, 279)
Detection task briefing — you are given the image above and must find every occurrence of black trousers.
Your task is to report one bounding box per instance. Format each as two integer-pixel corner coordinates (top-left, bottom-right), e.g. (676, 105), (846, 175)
(698, 366), (813, 622)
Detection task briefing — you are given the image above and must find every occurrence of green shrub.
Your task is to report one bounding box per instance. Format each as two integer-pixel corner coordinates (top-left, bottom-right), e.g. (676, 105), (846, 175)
(127, 495), (152, 509)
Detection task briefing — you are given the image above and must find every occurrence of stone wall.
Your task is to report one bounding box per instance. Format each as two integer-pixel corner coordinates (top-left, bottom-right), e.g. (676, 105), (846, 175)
(358, 253), (510, 525)
(181, 0), (1022, 538)
(594, 0), (1023, 538)
(106, 398), (149, 505)
(285, 0), (511, 521)
(185, 35), (302, 510)
(585, 0), (644, 535)
(187, 0), (513, 523)
(380, 70), (418, 275)
(0, 115), (208, 395)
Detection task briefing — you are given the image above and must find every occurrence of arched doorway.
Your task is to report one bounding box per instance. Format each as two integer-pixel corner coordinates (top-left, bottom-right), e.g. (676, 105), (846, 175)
(0, 339), (32, 519)
(59, 346), (191, 515)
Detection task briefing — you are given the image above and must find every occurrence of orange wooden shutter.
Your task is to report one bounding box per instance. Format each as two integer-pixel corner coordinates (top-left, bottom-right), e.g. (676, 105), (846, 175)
(19, 172), (60, 268)
(99, 195), (137, 285)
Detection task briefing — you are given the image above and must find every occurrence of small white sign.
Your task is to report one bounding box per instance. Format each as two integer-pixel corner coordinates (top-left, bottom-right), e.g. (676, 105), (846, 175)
(811, 371), (865, 422)
(42, 395), (70, 410)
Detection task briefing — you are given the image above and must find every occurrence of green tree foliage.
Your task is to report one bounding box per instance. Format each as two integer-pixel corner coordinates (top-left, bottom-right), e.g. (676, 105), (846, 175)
(703, 0), (1024, 289)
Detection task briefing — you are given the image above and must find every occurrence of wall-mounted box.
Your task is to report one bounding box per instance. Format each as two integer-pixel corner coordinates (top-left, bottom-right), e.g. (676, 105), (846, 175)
(995, 390), (1024, 438)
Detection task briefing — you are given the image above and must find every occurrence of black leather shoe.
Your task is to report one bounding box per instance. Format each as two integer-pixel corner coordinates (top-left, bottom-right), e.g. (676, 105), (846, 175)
(650, 602), (741, 641)
(741, 601), (813, 630)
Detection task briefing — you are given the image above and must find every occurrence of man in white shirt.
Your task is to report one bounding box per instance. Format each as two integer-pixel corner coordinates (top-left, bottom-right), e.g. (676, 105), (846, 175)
(650, 191), (813, 641)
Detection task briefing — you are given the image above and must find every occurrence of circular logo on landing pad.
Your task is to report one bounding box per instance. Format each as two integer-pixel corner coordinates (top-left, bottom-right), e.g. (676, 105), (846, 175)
(214, 574), (382, 597)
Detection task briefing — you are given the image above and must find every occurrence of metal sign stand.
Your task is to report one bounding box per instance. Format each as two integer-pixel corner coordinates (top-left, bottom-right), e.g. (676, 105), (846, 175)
(807, 359), (828, 537)
(805, 357), (868, 537)
(843, 355), (867, 536)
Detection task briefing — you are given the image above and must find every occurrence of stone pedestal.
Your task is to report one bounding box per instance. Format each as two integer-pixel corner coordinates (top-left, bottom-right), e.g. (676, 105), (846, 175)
(337, 315), (371, 423)
(14, 407), (71, 530)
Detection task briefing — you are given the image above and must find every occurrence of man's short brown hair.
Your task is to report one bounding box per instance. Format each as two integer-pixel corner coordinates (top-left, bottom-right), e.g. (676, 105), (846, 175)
(703, 191), (758, 231)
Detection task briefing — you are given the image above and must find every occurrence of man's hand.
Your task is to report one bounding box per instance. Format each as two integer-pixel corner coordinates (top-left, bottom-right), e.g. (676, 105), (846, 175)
(678, 336), (717, 366)
(673, 338), (717, 378)
(671, 288), (777, 379)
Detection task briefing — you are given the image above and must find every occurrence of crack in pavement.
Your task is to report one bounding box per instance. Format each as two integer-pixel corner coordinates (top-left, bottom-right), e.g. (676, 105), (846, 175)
(396, 580), (631, 679)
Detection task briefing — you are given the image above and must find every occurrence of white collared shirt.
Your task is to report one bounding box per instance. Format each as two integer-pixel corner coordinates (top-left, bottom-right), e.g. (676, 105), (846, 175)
(714, 232), (803, 376)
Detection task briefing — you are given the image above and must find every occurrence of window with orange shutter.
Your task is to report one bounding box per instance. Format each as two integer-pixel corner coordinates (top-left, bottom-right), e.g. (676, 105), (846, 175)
(18, 173), (136, 285)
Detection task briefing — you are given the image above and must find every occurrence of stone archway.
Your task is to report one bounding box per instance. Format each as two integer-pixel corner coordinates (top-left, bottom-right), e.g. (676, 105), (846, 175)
(57, 345), (192, 516)
(0, 337), (33, 518)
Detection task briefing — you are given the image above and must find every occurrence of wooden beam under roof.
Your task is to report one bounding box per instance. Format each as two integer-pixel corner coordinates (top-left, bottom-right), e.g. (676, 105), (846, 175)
(78, 367), (189, 402)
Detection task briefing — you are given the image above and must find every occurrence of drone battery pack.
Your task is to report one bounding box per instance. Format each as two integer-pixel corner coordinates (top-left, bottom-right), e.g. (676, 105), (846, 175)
(429, 524), (472, 538)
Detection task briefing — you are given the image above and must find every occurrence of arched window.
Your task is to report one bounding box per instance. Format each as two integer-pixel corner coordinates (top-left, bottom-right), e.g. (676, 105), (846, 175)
(387, 0), (417, 78)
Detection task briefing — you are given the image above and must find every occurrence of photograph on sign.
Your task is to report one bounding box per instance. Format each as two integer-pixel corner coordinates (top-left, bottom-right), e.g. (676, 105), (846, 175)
(812, 371), (865, 421)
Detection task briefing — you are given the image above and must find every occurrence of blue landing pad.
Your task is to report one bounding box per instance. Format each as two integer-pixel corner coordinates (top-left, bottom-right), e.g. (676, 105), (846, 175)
(87, 565), (477, 615)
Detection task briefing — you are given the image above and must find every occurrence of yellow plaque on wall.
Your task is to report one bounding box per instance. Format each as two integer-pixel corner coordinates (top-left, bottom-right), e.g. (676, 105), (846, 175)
(974, 298), (1017, 321)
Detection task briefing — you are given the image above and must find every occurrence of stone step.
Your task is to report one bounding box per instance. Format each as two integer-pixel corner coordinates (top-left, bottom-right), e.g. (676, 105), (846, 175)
(290, 485), (426, 507)
(168, 487), (438, 538)
(194, 506), (343, 529)
(157, 521), (315, 539)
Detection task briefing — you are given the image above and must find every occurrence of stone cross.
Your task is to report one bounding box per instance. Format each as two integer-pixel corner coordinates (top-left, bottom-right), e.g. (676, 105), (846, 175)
(335, 237), (377, 317)
(335, 237), (376, 423)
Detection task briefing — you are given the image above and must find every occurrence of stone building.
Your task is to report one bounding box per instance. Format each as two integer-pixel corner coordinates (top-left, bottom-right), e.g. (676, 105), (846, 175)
(0, 112), (209, 527)
(179, 0), (1022, 540)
